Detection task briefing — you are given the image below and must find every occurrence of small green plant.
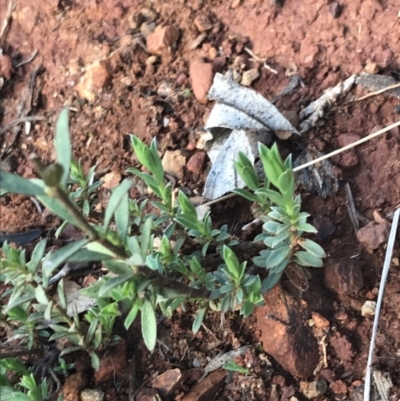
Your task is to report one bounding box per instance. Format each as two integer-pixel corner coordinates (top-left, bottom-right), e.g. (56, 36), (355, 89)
(68, 159), (103, 217)
(0, 357), (62, 401)
(234, 143), (326, 291)
(0, 108), (325, 376)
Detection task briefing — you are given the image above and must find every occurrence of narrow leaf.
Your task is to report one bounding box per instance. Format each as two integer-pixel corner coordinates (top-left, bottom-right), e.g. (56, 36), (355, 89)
(115, 190), (129, 243)
(103, 179), (133, 231)
(261, 272), (283, 293)
(0, 171), (44, 196)
(294, 251), (324, 268)
(298, 238), (326, 258)
(192, 307), (206, 334)
(35, 285), (49, 305)
(99, 273), (134, 297)
(27, 238), (47, 273)
(124, 304), (139, 330)
(266, 246), (290, 268)
(141, 299), (157, 352)
(54, 108), (71, 187)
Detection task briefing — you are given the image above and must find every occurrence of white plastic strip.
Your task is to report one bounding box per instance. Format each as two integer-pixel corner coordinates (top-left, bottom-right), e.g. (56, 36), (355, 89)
(364, 208), (400, 401)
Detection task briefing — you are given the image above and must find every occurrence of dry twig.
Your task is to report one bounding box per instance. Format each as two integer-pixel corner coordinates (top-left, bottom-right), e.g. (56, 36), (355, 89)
(0, 0), (15, 47)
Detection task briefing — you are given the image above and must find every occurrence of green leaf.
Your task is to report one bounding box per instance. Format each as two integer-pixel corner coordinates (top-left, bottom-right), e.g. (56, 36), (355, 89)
(222, 246), (243, 280)
(140, 217), (153, 259)
(1, 358), (29, 375)
(44, 300), (54, 321)
(234, 152), (259, 191)
(124, 304), (139, 330)
(43, 238), (89, 276)
(232, 188), (258, 202)
(141, 299), (157, 352)
(294, 251), (324, 268)
(90, 352), (100, 370)
(103, 260), (132, 275)
(241, 300), (255, 317)
(261, 271), (283, 293)
(178, 191), (197, 216)
(103, 179), (134, 231)
(297, 222), (318, 233)
(86, 318), (99, 344)
(256, 188), (285, 207)
(0, 171), (45, 196)
(174, 216), (200, 232)
(54, 108), (71, 187)
(263, 221), (282, 235)
(27, 238), (47, 273)
(266, 246), (290, 268)
(115, 190), (129, 243)
(222, 360), (249, 374)
(271, 230), (291, 248)
(277, 169), (294, 199)
(192, 307), (206, 334)
(35, 285), (49, 305)
(99, 274), (134, 297)
(298, 238), (326, 258)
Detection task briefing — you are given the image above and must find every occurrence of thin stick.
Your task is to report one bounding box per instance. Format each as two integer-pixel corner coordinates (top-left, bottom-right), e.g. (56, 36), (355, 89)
(292, 120), (400, 172)
(0, 116), (46, 135)
(15, 50), (39, 68)
(202, 120), (400, 207)
(364, 208), (400, 401)
(0, 0), (15, 46)
(353, 82), (400, 103)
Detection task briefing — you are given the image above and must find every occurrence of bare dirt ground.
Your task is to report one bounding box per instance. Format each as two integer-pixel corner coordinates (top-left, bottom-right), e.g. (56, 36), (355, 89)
(1, 0), (400, 400)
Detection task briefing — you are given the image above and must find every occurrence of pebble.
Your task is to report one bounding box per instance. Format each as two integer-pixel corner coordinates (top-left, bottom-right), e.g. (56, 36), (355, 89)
(181, 370), (226, 401)
(301, 380), (327, 399)
(311, 312), (330, 329)
(194, 15), (213, 32)
(101, 171), (121, 189)
(241, 68), (260, 86)
(365, 61), (379, 74)
(189, 59), (214, 104)
(330, 379), (348, 395)
(187, 152), (206, 175)
(146, 25), (180, 55)
(328, 2), (341, 18)
(76, 60), (111, 102)
(361, 300), (376, 316)
(62, 372), (88, 401)
(357, 221), (390, 254)
(81, 389), (104, 401)
(162, 150), (186, 180)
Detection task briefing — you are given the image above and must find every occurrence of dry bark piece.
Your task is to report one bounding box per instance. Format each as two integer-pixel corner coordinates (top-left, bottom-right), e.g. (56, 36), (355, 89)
(241, 68), (260, 86)
(357, 73), (400, 99)
(152, 368), (183, 396)
(181, 370), (226, 401)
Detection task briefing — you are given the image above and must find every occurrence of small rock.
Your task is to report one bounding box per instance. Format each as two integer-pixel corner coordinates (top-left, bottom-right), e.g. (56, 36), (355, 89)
(365, 61), (379, 74)
(135, 388), (159, 401)
(324, 260), (364, 295)
(141, 21), (156, 38)
(95, 339), (128, 383)
(194, 15), (213, 32)
(241, 68), (260, 86)
(255, 285), (319, 378)
(189, 59), (214, 104)
(153, 368), (182, 396)
(361, 300), (376, 316)
(189, 33), (207, 50)
(62, 372), (88, 401)
(330, 379), (348, 395)
(0, 54), (13, 80)
(357, 221), (390, 254)
(162, 150), (186, 180)
(157, 81), (174, 98)
(81, 389), (104, 401)
(76, 60), (111, 103)
(146, 25), (180, 55)
(231, 0), (242, 8)
(311, 312), (330, 329)
(181, 370), (226, 401)
(187, 152), (206, 174)
(328, 2), (341, 18)
(301, 380), (327, 399)
(101, 171), (121, 189)
(329, 332), (354, 363)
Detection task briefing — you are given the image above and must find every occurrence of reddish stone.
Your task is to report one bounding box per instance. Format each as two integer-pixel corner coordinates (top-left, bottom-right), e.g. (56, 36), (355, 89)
(0, 55), (13, 80)
(146, 26), (180, 55)
(357, 221), (390, 254)
(255, 285), (319, 378)
(189, 59), (214, 104)
(324, 260), (364, 295)
(187, 152), (206, 174)
(181, 370), (226, 401)
(330, 379), (348, 394)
